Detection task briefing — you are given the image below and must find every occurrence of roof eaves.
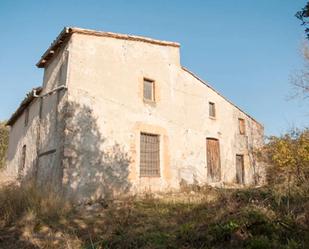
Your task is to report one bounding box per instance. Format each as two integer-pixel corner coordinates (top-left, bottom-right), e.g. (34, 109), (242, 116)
(7, 87), (42, 126)
(36, 27), (71, 68)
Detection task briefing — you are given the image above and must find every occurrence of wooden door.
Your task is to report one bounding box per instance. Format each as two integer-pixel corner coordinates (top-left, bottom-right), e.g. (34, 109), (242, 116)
(236, 154), (244, 184)
(206, 138), (221, 182)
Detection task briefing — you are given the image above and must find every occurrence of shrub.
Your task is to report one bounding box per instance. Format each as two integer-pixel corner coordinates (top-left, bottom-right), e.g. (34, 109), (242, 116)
(266, 129), (308, 184)
(0, 121), (9, 169)
(259, 128), (309, 208)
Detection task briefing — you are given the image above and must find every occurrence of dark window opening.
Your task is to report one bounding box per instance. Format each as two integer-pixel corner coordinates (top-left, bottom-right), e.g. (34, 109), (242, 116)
(140, 133), (160, 177)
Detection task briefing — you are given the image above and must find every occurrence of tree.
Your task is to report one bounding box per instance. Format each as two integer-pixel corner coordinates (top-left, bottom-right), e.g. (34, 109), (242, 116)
(0, 121), (9, 169)
(291, 45), (309, 99)
(296, 1), (309, 39)
(294, 3), (309, 98)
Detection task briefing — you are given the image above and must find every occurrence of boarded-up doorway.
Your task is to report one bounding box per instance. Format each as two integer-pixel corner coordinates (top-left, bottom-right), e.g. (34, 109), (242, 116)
(236, 154), (244, 184)
(206, 138), (221, 182)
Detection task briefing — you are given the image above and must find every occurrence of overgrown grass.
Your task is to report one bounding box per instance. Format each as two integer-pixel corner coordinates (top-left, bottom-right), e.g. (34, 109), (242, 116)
(100, 187), (308, 249)
(0, 183), (308, 249)
(0, 183), (72, 227)
(0, 183), (73, 248)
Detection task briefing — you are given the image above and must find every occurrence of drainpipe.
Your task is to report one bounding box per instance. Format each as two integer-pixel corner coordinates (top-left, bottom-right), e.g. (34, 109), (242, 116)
(33, 85), (67, 98)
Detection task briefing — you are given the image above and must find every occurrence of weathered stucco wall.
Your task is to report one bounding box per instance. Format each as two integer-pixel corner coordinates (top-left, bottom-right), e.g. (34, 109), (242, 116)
(35, 44), (69, 190)
(6, 44), (70, 189)
(6, 30), (264, 202)
(61, 33), (264, 200)
(6, 99), (40, 179)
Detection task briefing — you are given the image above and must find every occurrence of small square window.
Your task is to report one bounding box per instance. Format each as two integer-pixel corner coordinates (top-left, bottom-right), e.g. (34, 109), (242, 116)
(143, 78), (155, 102)
(238, 118), (246, 135)
(209, 102), (216, 118)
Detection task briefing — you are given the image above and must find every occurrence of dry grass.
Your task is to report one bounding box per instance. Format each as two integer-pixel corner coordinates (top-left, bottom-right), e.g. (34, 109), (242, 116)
(0, 183), (308, 249)
(0, 183), (74, 248)
(0, 183), (71, 226)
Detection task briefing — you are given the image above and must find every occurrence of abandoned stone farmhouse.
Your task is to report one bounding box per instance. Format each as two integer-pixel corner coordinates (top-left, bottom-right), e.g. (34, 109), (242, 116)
(6, 27), (264, 201)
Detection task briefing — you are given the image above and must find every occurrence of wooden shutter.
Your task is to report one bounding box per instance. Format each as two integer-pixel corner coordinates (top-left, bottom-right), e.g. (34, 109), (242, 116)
(140, 133), (160, 177)
(206, 138), (221, 182)
(238, 118), (245, 135)
(236, 154), (244, 184)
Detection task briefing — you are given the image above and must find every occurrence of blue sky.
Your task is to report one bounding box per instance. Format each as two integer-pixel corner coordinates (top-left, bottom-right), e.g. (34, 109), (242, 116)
(0, 0), (308, 135)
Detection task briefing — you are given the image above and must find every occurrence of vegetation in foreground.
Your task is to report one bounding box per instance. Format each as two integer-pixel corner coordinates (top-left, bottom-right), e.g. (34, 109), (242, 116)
(0, 183), (308, 249)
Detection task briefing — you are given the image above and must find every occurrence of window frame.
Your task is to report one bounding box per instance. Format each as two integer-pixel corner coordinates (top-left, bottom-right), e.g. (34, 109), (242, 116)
(143, 78), (155, 103)
(238, 118), (246, 135)
(140, 132), (160, 177)
(209, 102), (216, 119)
(236, 154), (245, 184)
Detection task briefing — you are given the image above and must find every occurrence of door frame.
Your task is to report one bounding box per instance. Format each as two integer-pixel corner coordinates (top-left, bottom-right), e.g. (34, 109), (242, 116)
(206, 137), (221, 182)
(236, 154), (245, 184)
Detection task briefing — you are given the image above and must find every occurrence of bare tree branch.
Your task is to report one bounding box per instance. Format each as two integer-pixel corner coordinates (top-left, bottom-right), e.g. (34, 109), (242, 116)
(291, 45), (309, 100)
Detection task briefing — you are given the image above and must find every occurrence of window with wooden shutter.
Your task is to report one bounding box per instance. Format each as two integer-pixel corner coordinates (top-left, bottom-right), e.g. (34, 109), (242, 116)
(209, 102), (216, 118)
(143, 78), (155, 101)
(238, 118), (245, 135)
(140, 133), (160, 177)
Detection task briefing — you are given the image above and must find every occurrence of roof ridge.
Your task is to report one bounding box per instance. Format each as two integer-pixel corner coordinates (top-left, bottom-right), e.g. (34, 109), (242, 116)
(69, 27), (180, 47)
(37, 27), (180, 68)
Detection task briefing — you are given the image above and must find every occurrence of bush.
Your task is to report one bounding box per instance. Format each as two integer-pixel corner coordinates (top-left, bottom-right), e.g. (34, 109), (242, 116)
(0, 121), (9, 169)
(266, 129), (308, 184)
(259, 128), (309, 207)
